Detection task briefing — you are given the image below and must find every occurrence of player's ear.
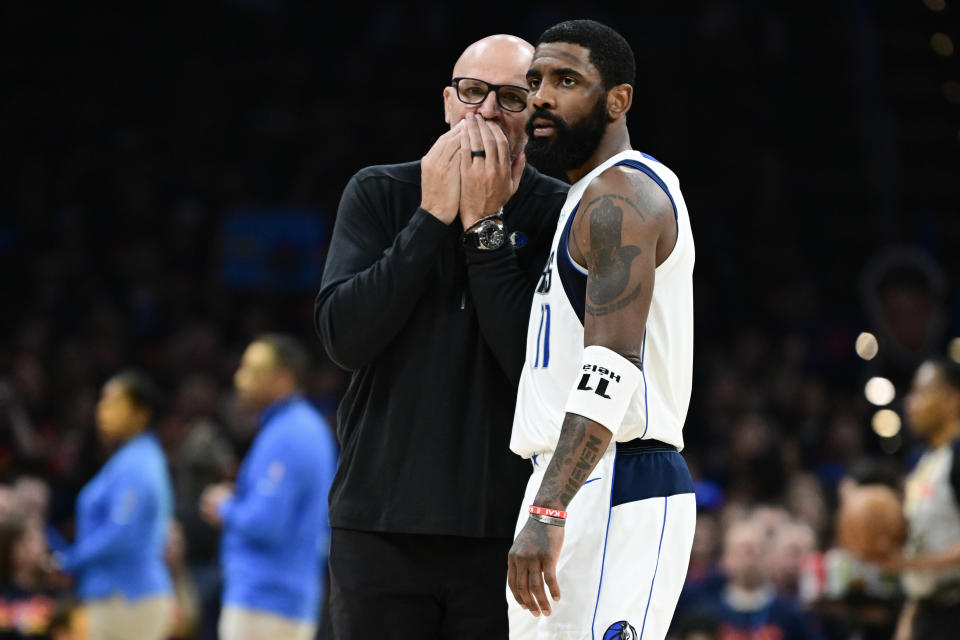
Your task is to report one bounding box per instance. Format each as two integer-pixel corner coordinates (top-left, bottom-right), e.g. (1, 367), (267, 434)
(606, 84), (632, 120)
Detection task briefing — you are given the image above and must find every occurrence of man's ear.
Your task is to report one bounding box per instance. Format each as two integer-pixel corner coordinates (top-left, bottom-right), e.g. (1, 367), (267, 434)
(607, 83), (633, 121)
(443, 86), (454, 124)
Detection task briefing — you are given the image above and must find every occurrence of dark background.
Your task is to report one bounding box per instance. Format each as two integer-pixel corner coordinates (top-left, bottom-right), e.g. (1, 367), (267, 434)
(0, 1), (957, 637)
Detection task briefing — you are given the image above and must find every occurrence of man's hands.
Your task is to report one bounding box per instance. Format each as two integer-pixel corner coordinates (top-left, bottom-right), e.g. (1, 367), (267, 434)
(199, 482), (234, 528)
(420, 121), (464, 224)
(459, 114), (525, 229)
(421, 115), (525, 228)
(508, 518), (563, 617)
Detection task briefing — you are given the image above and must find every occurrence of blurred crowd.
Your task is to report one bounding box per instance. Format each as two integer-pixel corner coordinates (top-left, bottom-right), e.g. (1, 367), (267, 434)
(1, 2), (957, 639)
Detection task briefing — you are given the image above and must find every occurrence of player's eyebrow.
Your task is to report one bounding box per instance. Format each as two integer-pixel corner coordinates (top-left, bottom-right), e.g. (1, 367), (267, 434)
(550, 67), (585, 80)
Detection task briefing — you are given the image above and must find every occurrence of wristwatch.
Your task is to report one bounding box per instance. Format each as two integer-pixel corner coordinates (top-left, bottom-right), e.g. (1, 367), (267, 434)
(462, 217), (506, 251)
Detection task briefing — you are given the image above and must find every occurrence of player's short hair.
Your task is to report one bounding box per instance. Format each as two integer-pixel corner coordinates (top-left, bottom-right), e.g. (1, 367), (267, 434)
(255, 333), (310, 386)
(536, 19), (635, 90)
(110, 370), (162, 416)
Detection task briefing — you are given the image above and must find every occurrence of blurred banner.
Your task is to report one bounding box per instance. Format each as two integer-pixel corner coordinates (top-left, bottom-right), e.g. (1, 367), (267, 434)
(219, 209), (328, 292)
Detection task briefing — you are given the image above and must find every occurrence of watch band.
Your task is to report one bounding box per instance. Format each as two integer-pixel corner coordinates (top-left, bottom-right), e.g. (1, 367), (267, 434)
(463, 209), (504, 234)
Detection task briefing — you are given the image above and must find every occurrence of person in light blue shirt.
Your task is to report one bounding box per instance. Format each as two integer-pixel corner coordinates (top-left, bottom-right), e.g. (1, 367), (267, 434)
(56, 370), (174, 640)
(201, 334), (337, 640)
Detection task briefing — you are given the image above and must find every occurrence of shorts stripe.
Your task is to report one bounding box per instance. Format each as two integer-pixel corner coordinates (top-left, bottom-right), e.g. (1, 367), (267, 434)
(590, 459), (617, 640)
(639, 497), (668, 639)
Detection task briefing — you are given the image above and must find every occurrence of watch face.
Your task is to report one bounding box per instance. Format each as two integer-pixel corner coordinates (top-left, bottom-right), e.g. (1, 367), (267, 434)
(479, 222), (505, 250)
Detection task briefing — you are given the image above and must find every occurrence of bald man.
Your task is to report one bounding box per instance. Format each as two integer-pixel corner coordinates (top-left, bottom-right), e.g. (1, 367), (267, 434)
(316, 35), (567, 638)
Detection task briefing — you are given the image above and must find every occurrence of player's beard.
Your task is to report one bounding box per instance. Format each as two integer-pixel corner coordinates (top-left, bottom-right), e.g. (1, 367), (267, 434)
(524, 93), (608, 178)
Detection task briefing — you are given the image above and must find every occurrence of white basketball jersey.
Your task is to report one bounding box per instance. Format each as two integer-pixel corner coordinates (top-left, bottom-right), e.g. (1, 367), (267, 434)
(511, 150), (695, 458)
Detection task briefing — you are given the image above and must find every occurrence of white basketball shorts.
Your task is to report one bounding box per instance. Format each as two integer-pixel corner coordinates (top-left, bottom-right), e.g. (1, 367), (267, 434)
(508, 440), (696, 640)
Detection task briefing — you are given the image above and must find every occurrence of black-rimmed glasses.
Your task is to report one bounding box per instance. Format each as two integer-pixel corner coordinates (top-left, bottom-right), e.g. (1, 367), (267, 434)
(451, 77), (529, 112)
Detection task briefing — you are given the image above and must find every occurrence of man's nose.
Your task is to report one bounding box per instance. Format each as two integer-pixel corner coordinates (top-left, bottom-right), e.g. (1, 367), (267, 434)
(530, 88), (553, 111)
(477, 90), (501, 119)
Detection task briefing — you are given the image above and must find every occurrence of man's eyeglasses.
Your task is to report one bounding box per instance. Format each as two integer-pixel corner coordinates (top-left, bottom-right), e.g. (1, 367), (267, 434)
(451, 77), (529, 113)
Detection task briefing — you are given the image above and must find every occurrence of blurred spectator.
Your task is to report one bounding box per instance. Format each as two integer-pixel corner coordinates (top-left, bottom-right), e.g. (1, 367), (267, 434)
(0, 506), (60, 639)
(200, 335), (336, 640)
(769, 520), (816, 600)
(682, 517), (820, 640)
(54, 372), (174, 640)
(165, 521), (200, 640)
(168, 373), (237, 639)
(12, 477), (67, 557)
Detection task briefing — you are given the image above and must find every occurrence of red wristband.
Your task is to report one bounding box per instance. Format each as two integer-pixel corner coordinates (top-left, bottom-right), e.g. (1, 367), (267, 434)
(529, 505), (567, 519)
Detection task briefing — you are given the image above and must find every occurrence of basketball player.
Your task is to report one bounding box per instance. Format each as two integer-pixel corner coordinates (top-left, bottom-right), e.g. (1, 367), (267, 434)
(507, 20), (696, 639)
(885, 358), (960, 640)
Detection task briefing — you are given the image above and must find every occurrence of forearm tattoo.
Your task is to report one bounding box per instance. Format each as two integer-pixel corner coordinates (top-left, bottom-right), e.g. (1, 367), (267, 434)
(536, 414), (606, 509)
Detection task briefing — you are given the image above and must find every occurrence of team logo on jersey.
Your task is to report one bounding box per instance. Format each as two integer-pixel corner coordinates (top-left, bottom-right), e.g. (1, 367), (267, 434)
(603, 620), (637, 640)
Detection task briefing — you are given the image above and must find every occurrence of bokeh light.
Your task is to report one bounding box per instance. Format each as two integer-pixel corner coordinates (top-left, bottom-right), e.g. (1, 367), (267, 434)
(855, 332), (879, 360)
(923, 0), (946, 11)
(865, 377), (896, 405)
(872, 409), (902, 438)
(931, 33), (955, 57)
(949, 337), (960, 363)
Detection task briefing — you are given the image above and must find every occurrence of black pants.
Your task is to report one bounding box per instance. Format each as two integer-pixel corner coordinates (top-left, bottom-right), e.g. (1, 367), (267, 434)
(327, 528), (511, 640)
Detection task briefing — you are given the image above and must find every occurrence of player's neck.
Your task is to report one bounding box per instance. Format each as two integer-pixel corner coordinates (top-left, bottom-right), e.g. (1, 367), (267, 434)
(566, 125), (632, 184)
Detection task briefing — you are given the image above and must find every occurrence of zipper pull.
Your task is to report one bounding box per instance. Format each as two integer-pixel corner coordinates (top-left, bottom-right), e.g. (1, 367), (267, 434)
(460, 291), (466, 310)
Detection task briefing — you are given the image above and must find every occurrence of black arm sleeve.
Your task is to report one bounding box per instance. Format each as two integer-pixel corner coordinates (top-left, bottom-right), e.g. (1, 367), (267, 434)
(464, 246), (539, 384)
(315, 173), (450, 370)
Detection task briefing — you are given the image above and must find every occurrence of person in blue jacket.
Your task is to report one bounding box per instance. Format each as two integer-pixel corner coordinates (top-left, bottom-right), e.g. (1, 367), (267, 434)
(200, 334), (337, 640)
(55, 370), (174, 640)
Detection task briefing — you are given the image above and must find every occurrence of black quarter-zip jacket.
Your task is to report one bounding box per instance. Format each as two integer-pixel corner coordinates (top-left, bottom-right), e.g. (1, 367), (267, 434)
(315, 161), (568, 538)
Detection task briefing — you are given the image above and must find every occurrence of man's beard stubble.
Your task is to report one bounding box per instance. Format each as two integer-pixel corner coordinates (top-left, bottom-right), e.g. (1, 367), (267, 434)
(524, 94), (609, 179)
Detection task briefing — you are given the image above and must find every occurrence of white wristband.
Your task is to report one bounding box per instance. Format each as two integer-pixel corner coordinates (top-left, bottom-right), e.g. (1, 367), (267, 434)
(564, 345), (642, 436)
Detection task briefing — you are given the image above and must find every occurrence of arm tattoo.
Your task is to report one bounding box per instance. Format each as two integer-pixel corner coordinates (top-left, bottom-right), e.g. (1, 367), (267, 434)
(534, 415), (605, 508)
(582, 195), (642, 309)
(586, 282), (643, 316)
(561, 434), (603, 505)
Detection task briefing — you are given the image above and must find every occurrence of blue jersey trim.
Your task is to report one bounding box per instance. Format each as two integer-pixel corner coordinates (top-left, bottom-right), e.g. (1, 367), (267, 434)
(614, 158), (678, 221)
(639, 497), (668, 639)
(639, 331), (649, 438)
(611, 449), (694, 506)
(557, 204), (587, 325)
(534, 305), (545, 367)
(543, 304), (551, 367)
(590, 460), (617, 639)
